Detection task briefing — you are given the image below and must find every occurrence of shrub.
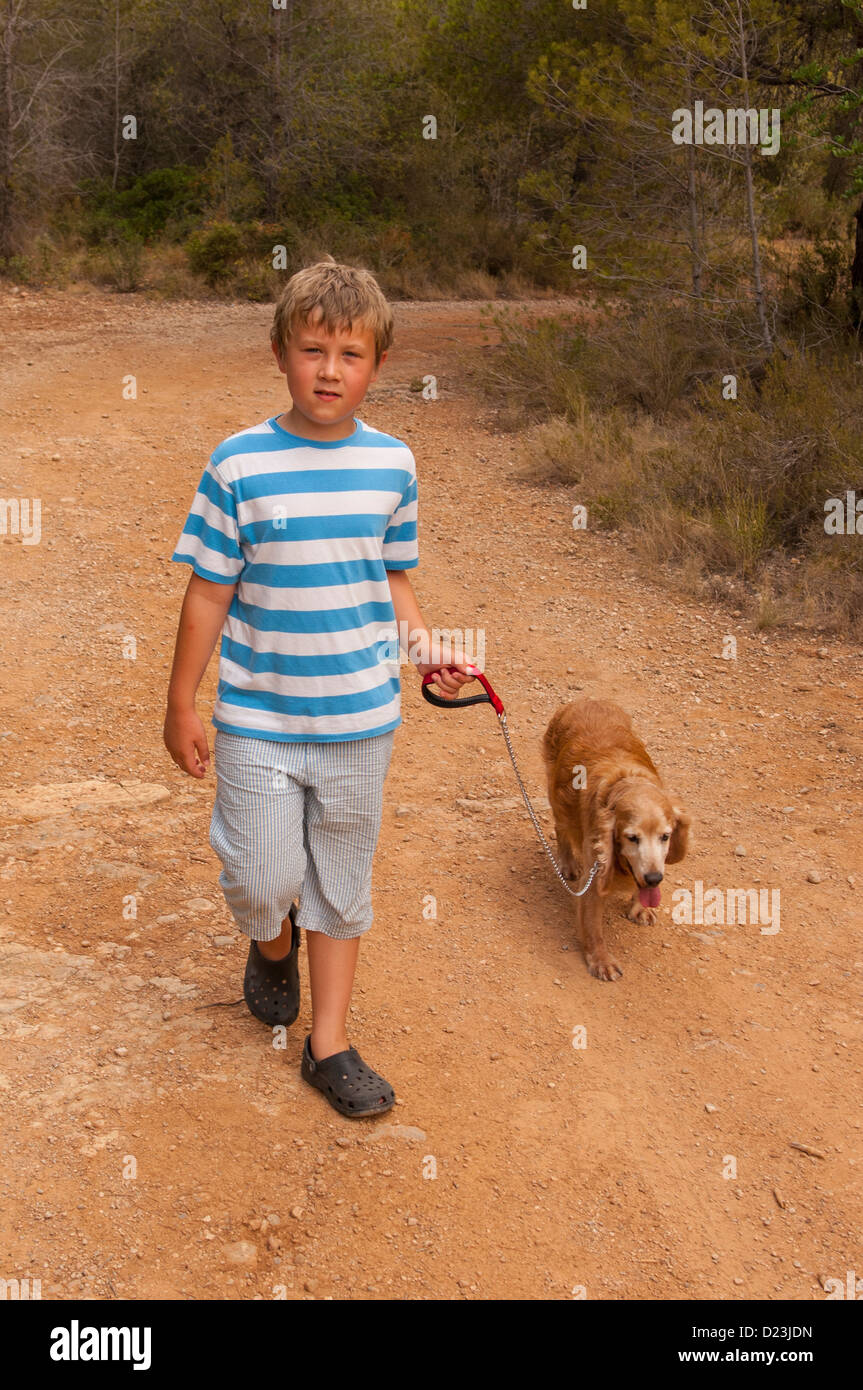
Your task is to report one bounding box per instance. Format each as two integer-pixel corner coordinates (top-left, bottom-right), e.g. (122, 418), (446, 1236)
(506, 327), (863, 633)
(78, 167), (202, 246)
(102, 230), (145, 291)
(185, 222), (245, 286)
(475, 304), (587, 427)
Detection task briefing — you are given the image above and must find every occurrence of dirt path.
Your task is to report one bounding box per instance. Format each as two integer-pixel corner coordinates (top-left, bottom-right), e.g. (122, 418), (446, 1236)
(1, 287), (860, 1301)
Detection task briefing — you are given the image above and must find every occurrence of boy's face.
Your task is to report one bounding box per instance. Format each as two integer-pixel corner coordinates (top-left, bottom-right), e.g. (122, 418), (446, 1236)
(271, 309), (386, 440)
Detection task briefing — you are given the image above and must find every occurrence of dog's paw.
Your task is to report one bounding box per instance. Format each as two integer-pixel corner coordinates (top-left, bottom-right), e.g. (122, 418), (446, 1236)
(627, 902), (657, 926)
(586, 951), (623, 982)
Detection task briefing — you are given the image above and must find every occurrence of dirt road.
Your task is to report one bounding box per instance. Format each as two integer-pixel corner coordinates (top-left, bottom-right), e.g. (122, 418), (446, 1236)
(0, 287), (860, 1300)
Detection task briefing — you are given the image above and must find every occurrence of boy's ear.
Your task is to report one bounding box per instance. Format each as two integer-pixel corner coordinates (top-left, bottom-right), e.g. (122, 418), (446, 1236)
(271, 341), (285, 370)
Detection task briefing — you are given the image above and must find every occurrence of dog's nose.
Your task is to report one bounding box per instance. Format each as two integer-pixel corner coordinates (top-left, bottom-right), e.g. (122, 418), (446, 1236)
(644, 871), (663, 886)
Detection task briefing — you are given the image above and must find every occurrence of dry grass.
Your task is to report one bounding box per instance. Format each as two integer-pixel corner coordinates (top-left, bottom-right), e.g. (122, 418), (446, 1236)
(495, 305), (863, 637)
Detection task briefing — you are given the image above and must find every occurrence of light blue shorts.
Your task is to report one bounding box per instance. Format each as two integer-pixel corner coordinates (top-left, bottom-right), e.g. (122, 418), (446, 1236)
(209, 729), (395, 942)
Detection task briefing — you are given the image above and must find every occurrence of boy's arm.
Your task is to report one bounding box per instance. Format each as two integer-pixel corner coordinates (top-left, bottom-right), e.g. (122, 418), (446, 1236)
(164, 573), (237, 777)
(385, 569), (477, 700)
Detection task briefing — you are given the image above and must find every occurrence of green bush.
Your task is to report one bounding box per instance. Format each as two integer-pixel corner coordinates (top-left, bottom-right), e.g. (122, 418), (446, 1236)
(185, 222), (245, 286)
(78, 167), (203, 246)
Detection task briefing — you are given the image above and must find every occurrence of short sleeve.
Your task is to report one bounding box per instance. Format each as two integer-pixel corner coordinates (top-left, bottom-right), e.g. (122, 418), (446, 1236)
(382, 451), (419, 570)
(170, 457), (245, 584)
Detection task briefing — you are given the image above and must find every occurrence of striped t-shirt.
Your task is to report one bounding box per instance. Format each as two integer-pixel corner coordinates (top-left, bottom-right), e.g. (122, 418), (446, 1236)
(170, 414), (419, 742)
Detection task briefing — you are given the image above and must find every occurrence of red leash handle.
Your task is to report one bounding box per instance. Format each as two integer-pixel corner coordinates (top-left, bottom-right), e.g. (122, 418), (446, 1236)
(420, 665), (504, 715)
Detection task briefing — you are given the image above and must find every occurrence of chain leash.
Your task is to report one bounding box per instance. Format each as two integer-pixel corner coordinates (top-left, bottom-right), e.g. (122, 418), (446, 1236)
(496, 712), (601, 899)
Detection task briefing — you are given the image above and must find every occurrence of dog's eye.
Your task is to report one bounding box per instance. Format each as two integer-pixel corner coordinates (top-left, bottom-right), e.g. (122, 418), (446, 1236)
(625, 834), (640, 844)
(660, 832), (670, 842)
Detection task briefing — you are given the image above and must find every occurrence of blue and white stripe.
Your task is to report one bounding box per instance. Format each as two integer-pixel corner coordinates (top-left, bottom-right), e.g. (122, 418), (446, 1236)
(171, 416), (418, 742)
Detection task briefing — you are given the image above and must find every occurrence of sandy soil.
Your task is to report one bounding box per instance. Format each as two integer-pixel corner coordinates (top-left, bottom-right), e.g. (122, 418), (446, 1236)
(0, 286), (860, 1301)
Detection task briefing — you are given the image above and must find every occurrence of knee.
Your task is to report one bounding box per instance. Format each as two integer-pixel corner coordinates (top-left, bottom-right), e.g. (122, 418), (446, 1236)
(219, 856), (301, 917)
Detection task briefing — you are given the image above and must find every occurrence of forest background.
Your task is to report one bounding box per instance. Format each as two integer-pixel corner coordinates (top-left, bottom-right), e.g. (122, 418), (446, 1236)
(2, 0), (863, 631)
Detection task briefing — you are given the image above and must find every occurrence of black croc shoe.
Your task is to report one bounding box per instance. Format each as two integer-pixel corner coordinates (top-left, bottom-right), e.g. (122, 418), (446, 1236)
(244, 903), (300, 1026)
(301, 1034), (395, 1117)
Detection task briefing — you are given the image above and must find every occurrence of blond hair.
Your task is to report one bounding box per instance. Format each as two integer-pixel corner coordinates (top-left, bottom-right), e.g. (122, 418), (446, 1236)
(270, 255), (394, 367)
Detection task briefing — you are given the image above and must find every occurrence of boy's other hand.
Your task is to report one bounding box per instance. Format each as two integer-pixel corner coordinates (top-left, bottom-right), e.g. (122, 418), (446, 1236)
(417, 660), (481, 701)
(164, 706), (210, 778)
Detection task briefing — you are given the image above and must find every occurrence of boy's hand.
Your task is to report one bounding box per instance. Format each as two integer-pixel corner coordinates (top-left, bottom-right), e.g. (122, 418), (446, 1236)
(164, 706), (210, 778)
(416, 658), (481, 701)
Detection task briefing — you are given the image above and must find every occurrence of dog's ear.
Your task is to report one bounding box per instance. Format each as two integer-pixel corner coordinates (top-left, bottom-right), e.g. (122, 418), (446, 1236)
(588, 778), (617, 896)
(666, 801), (691, 864)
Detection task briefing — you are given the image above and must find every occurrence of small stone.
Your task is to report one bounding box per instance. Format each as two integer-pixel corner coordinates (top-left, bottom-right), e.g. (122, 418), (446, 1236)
(734, 844), (746, 857)
(290, 1206), (304, 1219)
(224, 1240), (257, 1266)
(368, 1124), (426, 1143)
(806, 870), (822, 884)
(705, 1103), (717, 1113)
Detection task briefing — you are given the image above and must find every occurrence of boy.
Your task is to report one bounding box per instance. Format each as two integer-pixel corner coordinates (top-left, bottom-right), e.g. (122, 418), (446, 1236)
(163, 256), (477, 1117)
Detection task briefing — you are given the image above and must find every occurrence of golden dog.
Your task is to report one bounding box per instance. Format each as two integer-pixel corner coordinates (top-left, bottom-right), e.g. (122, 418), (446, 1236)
(542, 698), (690, 980)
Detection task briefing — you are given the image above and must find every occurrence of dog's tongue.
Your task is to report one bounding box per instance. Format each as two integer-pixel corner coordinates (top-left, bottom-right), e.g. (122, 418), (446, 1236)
(639, 885), (662, 908)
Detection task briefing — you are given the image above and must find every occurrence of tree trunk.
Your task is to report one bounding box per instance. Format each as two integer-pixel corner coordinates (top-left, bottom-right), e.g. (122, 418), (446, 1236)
(111, 0), (121, 192)
(685, 60), (702, 299)
(851, 193), (863, 334)
(736, 0), (772, 353)
(0, 0), (15, 260)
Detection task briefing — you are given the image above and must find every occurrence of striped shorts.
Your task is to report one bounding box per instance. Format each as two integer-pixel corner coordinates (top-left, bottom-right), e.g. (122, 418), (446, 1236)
(208, 729), (395, 942)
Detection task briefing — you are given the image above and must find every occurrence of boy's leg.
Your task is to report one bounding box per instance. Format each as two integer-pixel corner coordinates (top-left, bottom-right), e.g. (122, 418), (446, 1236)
(298, 732), (394, 1060)
(209, 730), (306, 943)
(257, 908), (294, 960)
(305, 933), (360, 1059)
